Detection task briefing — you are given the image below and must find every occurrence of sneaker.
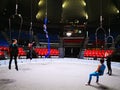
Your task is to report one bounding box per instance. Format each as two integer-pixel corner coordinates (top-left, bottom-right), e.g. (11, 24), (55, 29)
(96, 82), (100, 85)
(85, 82), (90, 86)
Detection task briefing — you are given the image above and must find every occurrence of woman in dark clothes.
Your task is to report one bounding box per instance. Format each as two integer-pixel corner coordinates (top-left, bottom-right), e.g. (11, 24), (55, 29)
(8, 39), (19, 71)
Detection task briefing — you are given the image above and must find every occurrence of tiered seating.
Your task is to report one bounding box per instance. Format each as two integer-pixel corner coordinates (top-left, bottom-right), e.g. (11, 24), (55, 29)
(37, 33), (47, 42)
(0, 47), (26, 59)
(34, 48), (47, 56)
(0, 33), (9, 46)
(7, 31), (31, 39)
(34, 48), (59, 57)
(6, 31), (31, 46)
(84, 49), (113, 58)
(37, 33), (59, 43)
(50, 49), (60, 56)
(49, 34), (59, 43)
(0, 46), (8, 59)
(0, 51), (5, 59)
(18, 47), (26, 58)
(0, 46), (9, 51)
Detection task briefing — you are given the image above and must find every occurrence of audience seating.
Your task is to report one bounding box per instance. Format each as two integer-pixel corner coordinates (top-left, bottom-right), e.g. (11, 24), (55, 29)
(0, 46), (59, 59)
(18, 47), (27, 58)
(84, 49), (113, 58)
(37, 33), (59, 43)
(34, 48), (59, 56)
(0, 46), (9, 51)
(0, 33), (9, 46)
(0, 51), (5, 59)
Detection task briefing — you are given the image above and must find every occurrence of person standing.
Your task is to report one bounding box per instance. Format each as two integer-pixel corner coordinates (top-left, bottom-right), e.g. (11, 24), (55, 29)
(8, 39), (19, 71)
(85, 59), (106, 85)
(106, 55), (112, 75)
(105, 51), (112, 75)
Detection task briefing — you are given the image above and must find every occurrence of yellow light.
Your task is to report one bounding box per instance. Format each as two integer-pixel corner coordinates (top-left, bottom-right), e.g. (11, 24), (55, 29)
(38, 0), (43, 6)
(82, 1), (86, 6)
(62, 1), (67, 8)
(112, 6), (119, 14)
(82, 12), (88, 19)
(85, 13), (88, 19)
(117, 10), (119, 13)
(36, 11), (43, 19)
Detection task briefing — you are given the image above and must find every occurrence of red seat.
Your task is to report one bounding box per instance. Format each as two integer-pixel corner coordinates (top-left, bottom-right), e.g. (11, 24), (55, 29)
(18, 47), (26, 57)
(34, 48), (59, 56)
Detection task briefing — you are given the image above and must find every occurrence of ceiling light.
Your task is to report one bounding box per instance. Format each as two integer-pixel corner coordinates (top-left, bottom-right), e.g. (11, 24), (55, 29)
(66, 32), (72, 37)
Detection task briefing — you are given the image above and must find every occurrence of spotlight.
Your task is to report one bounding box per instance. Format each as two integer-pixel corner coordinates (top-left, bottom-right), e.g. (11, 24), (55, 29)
(66, 32), (72, 37)
(117, 10), (119, 13)
(78, 30), (82, 34)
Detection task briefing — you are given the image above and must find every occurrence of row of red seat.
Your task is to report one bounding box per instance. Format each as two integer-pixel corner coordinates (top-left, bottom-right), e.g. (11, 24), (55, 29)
(0, 46), (7, 59)
(84, 49), (113, 58)
(0, 46), (26, 58)
(0, 46), (60, 58)
(18, 47), (26, 57)
(19, 47), (60, 57)
(0, 46), (8, 51)
(0, 51), (4, 56)
(34, 48), (59, 56)
(0, 51), (5, 59)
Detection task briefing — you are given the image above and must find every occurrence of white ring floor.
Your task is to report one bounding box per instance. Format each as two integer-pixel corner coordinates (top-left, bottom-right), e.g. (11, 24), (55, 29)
(0, 58), (120, 90)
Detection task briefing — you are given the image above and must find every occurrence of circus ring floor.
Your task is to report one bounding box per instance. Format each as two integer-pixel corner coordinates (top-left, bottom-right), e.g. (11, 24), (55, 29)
(0, 58), (120, 90)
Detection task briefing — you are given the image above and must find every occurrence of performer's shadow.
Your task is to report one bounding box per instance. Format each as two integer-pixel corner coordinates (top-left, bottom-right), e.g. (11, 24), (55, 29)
(90, 83), (116, 90)
(0, 79), (15, 85)
(110, 74), (120, 77)
(19, 68), (31, 71)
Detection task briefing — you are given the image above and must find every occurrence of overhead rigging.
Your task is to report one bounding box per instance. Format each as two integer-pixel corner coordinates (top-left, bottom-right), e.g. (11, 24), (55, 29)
(29, 0), (33, 42)
(106, 0), (115, 50)
(95, 0), (106, 49)
(9, 0), (23, 43)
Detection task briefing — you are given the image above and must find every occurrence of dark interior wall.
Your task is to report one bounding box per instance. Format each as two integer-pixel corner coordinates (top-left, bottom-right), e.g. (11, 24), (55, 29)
(47, 0), (62, 23)
(65, 47), (80, 58)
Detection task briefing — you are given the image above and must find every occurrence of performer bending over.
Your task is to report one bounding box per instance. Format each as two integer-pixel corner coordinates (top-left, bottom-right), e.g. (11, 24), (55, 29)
(28, 41), (34, 60)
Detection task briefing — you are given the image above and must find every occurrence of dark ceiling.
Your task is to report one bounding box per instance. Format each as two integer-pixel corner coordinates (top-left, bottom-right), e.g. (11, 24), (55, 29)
(0, 0), (120, 30)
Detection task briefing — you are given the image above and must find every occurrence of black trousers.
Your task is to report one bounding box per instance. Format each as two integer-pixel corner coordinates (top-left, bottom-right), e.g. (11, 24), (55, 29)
(29, 49), (32, 59)
(9, 55), (18, 70)
(107, 62), (112, 75)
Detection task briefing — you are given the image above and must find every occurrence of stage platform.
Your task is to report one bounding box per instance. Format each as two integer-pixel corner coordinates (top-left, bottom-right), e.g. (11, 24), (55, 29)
(0, 58), (120, 90)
